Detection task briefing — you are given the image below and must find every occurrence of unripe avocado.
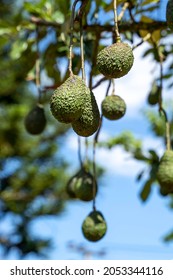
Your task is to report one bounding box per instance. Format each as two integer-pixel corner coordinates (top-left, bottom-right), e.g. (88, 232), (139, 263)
(50, 75), (87, 123)
(24, 104), (46, 135)
(82, 210), (107, 242)
(96, 42), (134, 79)
(66, 173), (78, 199)
(166, 0), (173, 30)
(147, 82), (160, 106)
(72, 89), (100, 137)
(66, 168), (97, 201)
(101, 95), (126, 120)
(157, 150), (173, 194)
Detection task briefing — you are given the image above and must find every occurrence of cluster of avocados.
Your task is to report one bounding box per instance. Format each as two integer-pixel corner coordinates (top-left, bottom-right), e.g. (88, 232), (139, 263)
(49, 14), (135, 242)
(66, 165), (107, 242)
(96, 40), (134, 121)
(50, 74), (100, 137)
(50, 39), (134, 133)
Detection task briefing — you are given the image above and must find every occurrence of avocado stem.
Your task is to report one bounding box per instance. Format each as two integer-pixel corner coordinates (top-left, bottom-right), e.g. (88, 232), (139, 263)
(69, 0), (81, 75)
(113, 0), (121, 43)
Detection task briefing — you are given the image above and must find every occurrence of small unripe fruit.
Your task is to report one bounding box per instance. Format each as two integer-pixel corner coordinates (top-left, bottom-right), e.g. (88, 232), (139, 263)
(66, 168), (97, 201)
(157, 150), (173, 194)
(96, 42), (134, 79)
(24, 104), (46, 135)
(101, 95), (126, 120)
(82, 210), (107, 242)
(147, 82), (160, 106)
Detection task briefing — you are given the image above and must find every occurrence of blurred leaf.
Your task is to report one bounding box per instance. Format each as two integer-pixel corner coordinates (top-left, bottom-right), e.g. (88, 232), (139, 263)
(140, 179), (153, 202)
(139, 16), (161, 44)
(163, 231), (173, 242)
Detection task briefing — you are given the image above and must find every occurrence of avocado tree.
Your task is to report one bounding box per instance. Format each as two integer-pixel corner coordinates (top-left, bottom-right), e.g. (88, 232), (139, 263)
(1, 0), (173, 258)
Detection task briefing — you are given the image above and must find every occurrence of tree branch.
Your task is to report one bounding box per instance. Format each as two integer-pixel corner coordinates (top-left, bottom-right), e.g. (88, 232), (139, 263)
(30, 16), (167, 34)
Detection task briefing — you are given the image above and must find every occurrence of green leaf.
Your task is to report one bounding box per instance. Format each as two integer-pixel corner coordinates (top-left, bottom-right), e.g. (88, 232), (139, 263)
(163, 231), (173, 242)
(140, 179), (153, 202)
(10, 40), (28, 60)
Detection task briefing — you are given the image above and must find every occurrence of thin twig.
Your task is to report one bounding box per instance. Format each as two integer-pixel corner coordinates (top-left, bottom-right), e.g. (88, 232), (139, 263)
(78, 136), (83, 168)
(35, 25), (42, 104)
(92, 77), (107, 90)
(92, 141), (97, 211)
(94, 80), (112, 144)
(118, 2), (129, 22)
(89, 32), (101, 89)
(80, 17), (86, 81)
(69, 0), (81, 75)
(132, 33), (151, 50)
(157, 45), (171, 151)
(92, 80), (112, 211)
(113, 0), (121, 42)
(111, 79), (115, 95)
(75, 0), (89, 21)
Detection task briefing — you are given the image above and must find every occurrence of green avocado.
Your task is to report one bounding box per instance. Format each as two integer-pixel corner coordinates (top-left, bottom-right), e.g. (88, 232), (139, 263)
(50, 75), (87, 123)
(24, 104), (46, 135)
(72, 89), (100, 137)
(82, 210), (107, 242)
(96, 42), (134, 79)
(101, 95), (126, 120)
(157, 150), (173, 194)
(66, 167), (97, 201)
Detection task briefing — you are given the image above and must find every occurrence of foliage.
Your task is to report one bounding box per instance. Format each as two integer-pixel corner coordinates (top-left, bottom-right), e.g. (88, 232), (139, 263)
(1, 0), (173, 258)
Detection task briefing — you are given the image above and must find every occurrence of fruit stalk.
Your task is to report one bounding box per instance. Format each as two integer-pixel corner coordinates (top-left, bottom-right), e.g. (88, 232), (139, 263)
(35, 24), (42, 104)
(113, 0), (121, 42)
(80, 16), (86, 82)
(157, 44), (171, 151)
(69, 0), (81, 75)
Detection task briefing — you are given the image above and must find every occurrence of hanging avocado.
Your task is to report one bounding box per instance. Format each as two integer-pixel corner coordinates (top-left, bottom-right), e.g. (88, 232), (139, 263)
(82, 210), (107, 242)
(96, 42), (134, 79)
(147, 82), (160, 106)
(66, 168), (97, 201)
(66, 173), (78, 199)
(24, 104), (46, 135)
(157, 150), (173, 195)
(50, 75), (87, 123)
(101, 95), (126, 120)
(72, 89), (100, 137)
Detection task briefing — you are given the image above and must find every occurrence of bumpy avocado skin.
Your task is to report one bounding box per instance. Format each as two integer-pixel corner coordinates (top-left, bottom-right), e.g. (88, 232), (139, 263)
(101, 95), (126, 120)
(157, 150), (173, 194)
(82, 210), (107, 242)
(72, 89), (100, 137)
(24, 104), (46, 135)
(50, 75), (87, 123)
(166, 0), (173, 30)
(96, 42), (134, 79)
